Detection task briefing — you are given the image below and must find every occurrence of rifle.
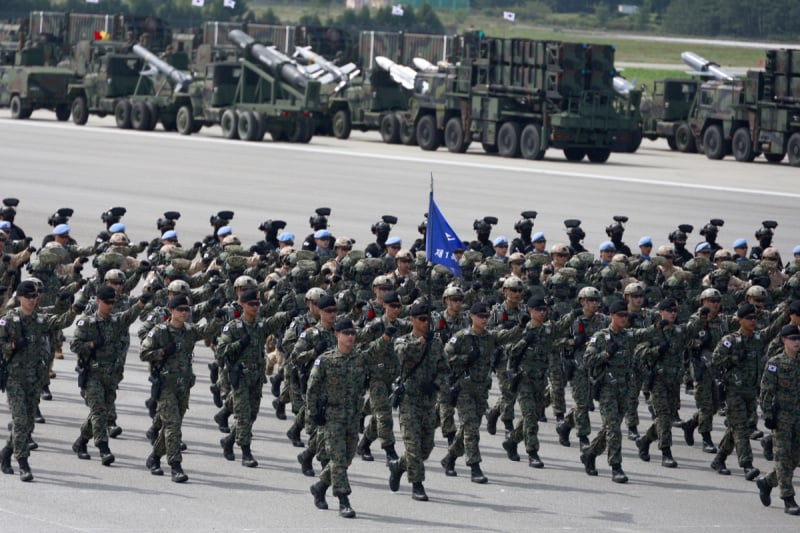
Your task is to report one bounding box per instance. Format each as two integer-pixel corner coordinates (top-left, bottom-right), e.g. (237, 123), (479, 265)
(0, 358), (8, 393)
(313, 394), (328, 426)
(145, 363), (163, 418)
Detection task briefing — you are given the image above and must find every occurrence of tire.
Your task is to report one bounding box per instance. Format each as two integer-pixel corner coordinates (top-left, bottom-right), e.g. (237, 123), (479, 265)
(71, 96), (89, 125)
(497, 122), (521, 158)
(380, 113), (401, 144)
(787, 132), (800, 167)
(237, 111), (259, 141)
(764, 152), (784, 164)
(9, 95), (27, 119)
(399, 115), (417, 145)
(416, 114), (441, 151)
(271, 128), (288, 142)
(332, 109), (351, 140)
(145, 102), (159, 131)
(114, 100), (132, 129)
(666, 136), (678, 151)
(131, 101), (151, 131)
(55, 103), (70, 122)
(288, 116), (312, 143)
(176, 105), (194, 135)
(564, 148), (586, 161)
(625, 130), (643, 153)
(702, 125), (726, 160)
(444, 116), (469, 153)
(161, 113), (177, 132)
(587, 148), (611, 163)
(674, 122), (696, 153)
(221, 108), (239, 140)
(520, 123), (545, 160)
(732, 127), (755, 162)
(481, 142), (498, 154)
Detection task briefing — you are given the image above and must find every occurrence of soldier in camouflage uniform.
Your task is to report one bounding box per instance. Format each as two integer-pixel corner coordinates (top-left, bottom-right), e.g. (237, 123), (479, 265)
(70, 286), (143, 466)
(623, 282), (658, 440)
(388, 302), (450, 501)
(0, 281), (77, 481)
(307, 318), (367, 519)
(756, 324), (800, 515)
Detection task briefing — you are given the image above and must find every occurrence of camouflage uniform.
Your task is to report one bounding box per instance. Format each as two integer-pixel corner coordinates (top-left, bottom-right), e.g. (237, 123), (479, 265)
(431, 308), (469, 440)
(487, 299), (526, 431)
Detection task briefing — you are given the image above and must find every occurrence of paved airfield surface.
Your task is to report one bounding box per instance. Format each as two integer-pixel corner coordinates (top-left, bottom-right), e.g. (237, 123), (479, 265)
(0, 111), (799, 532)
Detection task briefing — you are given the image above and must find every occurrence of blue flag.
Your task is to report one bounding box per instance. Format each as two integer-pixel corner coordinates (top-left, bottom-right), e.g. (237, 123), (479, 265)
(426, 191), (463, 277)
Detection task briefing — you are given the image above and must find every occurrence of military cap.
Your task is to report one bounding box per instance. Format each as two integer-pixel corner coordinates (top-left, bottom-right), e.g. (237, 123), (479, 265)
(167, 280), (191, 294)
(108, 222), (125, 233)
(409, 302), (430, 316)
(217, 226), (233, 237)
(503, 277), (524, 290)
(167, 294), (189, 309)
(550, 243), (569, 255)
(222, 235), (241, 247)
(763, 247), (780, 260)
(780, 324), (800, 338)
(531, 232), (546, 243)
(109, 233), (129, 245)
(0, 231), (7, 241)
(599, 241), (616, 252)
(732, 238), (747, 249)
(0, 221), (11, 231)
(383, 290), (401, 305)
(737, 303), (757, 318)
(334, 236), (354, 248)
(527, 296), (547, 309)
(385, 236), (401, 247)
(161, 230), (178, 241)
(372, 275), (393, 288)
(317, 295), (336, 309)
(793, 245), (800, 255)
(789, 300), (800, 316)
(746, 285), (767, 299)
(53, 224), (70, 236)
(234, 276), (258, 289)
(104, 269), (126, 282)
(470, 302), (490, 314)
(492, 236), (508, 247)
(700, 288), (721, 300)
(277, 232), (295, 243)
(623, 282), (645, 296)
(304, 287), (326, 302)
(334, 317), (355, 331)
(694, 242), (711, 253)
(657, 298), (678, 311)
(17, 280), (38, 297)
(314, 229), (331, 239)
(608, 300), (628, 314)
(239, 289), (259, 303)
(96, 285), (117, 303)
(638, 236), (653, 247)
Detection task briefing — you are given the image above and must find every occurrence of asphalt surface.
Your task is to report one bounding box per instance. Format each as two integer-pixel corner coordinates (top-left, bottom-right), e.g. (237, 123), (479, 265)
(0, 111), (799, 532)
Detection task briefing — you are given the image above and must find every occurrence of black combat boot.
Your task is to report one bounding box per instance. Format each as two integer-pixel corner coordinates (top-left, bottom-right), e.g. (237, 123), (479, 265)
(310, 481), (329, 510)
(440, 452), (457, 477)
(269, 373), (283, 398)
(701, 432), (717, 454)
(272, 399), (287, 420)
(611, 464), (628, 484)
(145, 425), (159, 445)
(338, 495), (356, 518)
(41, 385), (52, 401)
(412, 481), (428, 501)
(72, 437), (91, 460)
(682, 418), (697, 446)
(210, 383), (222, 408)
(388, 459), (404, 492)
(170, 461), (188, 483)
(297, 449), (315, 477)
(485, 408), (500, 435)
(503, 419), (514, 438)
(108, 419), (122, 438)
(750, 428), (764, 440)
(383, 444), (399, 463)
(35, 407), (45, 424)
(214, 406), (231, 433)
(528, 451), (544, 469)
(502, 439), (520, 462)
(711, 452), (730, 475)
(98, 441), (115, 466)
(0, 446), (14, 475)
(287, 423), (305, 448)
(470, 463), (488, 484)
(783, 496), (800, 515)
(180, 441), (187, 451)
(627, 425), (640, 441)
(146, 454), (163, 476)
(556, 423), (572, 447)
(581, 449), (598, 476)
(762, 435), (774, 461)
(555, 413), (565, 424)
(220, 434), (235, 461)
(27, 436), (38, 450)
(241, 445), (258, 468)
(661, 447), (678, 468)
(757, 477), (772, 507)
(579, 435), (590, 450)
(445, 432), (456, 446)
(17, 457), (33, 482)
(742, 462), (760, 481)
(635, 435), (651, 462)
(356, 436), (373, 462)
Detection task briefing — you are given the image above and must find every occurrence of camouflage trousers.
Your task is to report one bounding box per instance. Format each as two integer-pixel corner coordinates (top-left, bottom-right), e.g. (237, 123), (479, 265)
(435, 388), (456, 438)
(548, 352), (566, 417)
(491, 358), (517, 423)
(286, 364), (304, 414)
(448, 384), (489, 465)
(153, 387), (190, 464)
(79, 368), (118, 445)
(643, 376), (680, 449)
(587, 376), (628, 466)
(363, 380), (395, 448)
(762, 416), (800, 499)
(5, 369), (44, 459)
(563, 367), (591, 438)
(319, 412), (359, 497)
(398, 398), (437, 483)
(107, 341), (130, 423)
(231, 373), (264, 447)
(624, 362), (644, 429)
(717, 388), (757, 466)
(508, 375), (546, 454)
(690, 359), (719, 434)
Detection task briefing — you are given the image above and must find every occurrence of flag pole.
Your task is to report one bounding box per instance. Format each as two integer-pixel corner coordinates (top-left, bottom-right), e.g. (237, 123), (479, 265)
(427, 173), (434, 322)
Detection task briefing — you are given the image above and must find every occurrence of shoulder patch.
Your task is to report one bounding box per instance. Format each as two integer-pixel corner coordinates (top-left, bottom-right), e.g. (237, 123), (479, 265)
(604, 333), (611, 341)
(0, 319), (4, 326)
(767, 364), (777, 372)
(147, 331), (155, 338)
(449, 337), (458, 344)
(723, 339), (732, 348)
(299, 331), (307, 339)
(236, 322), (243, 329)
(36, 317), (44, 324)
(77, 319), (84, 326)
(589, 336), (597, 344)
(314, 358), (321, 366)
(222, 325), (229, 332)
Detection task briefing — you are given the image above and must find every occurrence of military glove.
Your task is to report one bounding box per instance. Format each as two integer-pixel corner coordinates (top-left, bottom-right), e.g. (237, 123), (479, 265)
(369, 321), (384, 335)
(1, 255), (9, 263)
(471, 281), (482, 292)
(93, 336), (105, 349)
(407, 287), (420, 301)
(266, 279), (278, 290)
(27, 245), (36, 253)
(467, 346), (481, 364)
(607, 340), (620, 357)
(74, 263), (83, 274)
(14, 337), (28, 352)
(574, 333), (587, 348)
(320, 267), (331, 276)
(314, 339), (328, 355)
(423, 330), (434, 343)
(289, 308), (302, 319)
(657, 319), (670, 330)
(78, 256), (89, 264)
(193, 242), (202, 249)
(764, 413), (777, 430)
(698, 329), (712, 349)
(385, 325), (398, 337)
(207, 268), (221, 278)
(163, 342), (177, 356)
(239, 334), (251, 349)
(658, 341), (669, 355)
(59, 291), (75, 305)
(139, 292), (153, 304)
(524, 330), (538, 346)
(137, 261), (151, 273)
(502, 320), (515, 330)
(331, 274), (342, 284)
(700, 306), (711, 317)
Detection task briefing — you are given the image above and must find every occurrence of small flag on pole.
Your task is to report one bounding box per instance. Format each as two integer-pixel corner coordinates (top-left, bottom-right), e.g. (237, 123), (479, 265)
(224, 0), (236, 8)
(391, 5), (404, 16)
(425, 177), (463, 278)
(192, 0), (205, 7)
(85, 0), (100, 4)
(503, 11), (516, 22)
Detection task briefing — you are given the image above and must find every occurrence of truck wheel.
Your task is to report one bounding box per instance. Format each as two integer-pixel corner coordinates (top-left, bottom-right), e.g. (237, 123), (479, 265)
(161, 113), (177, 131)
(764, 152), (784, 164)
(380, 113), (401, 144)
(444, 116), (469, 153)
(71, 96), (89, 125)
(299, 116), (314, 143)
(131, 101), (151, 131)
(399, 115), (417, 145)
(176, 105), (194, 135)
(9, 95), (31, 119)
(702, 125), (726, 160)
(587, 148), (611, 163)
(416, 114), (441, 151)
(115, 100), (132, 129)
(254, 113), (267, 140)
(145, 102), (159, 131)
(666, 136), (678, 151)
(674, 123), (696, 153)
(625, 130), (642, 153)
(221, 109), (239, 140)
(238, 111), (259, 141)
(732, 127), (755, 162)
(332, 110), (351, 140)
(497, 122), (521, 158)
(481, 142), (498, 154)
(564, 148), (586, 162)
(55, 103), (70, 122)
(520, 123), (545, 160)
(787, 133), (800, 167)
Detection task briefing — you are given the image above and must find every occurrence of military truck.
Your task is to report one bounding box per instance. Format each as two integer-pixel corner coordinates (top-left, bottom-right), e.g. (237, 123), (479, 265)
(404, 33), (642, 162)
(639, 78), (699, 152)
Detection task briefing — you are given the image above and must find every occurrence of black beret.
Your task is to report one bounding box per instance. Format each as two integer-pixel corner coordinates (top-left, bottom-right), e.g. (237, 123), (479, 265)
(780, 324), (800, 338)
(383, 290), (400, 305)
(608, 300), (628, 314)
(470, 302), (490, 314)
(96, 285), (117, 303)
(527, 296), (546, 309)
(317, 295), (336, 309)
(239, 289), (259, 303)
(167, 294), (189, 308)
(657, 298), (678, 311)
(17, 280), (38, 297)
(334, 318), (354, 331)
(409, 302), (430, 316)
(737, 303), (756, 318)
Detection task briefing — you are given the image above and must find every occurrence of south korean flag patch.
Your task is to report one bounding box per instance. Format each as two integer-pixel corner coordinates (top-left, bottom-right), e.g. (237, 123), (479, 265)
(722, 339), (732, 349)
(767, 364), (777, 373)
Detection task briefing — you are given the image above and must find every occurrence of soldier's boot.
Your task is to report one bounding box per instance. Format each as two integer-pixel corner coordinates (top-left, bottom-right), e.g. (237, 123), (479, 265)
(555, 413), (565, 424)
(556, 422), (572, 447)
(297, 449), (315, 477)
(701, 432), (717, 454)
(635, 435), (652, 462)
(241, 445), (258, 468)
(170, 461), (188, 483)
(503, 419), (514, 439)
(743, 462), (760, 481)
(269, 373), (283, 398)
(528, 452), (544, 469)
(383, 444), (399, 464)
(214, 406), (232, 434)
(28, 436), (38, 451)
(108, 420), (122, 439)
(72, 437), (91, 460)
(48, 369), (56, 379)
(220, 434), (235, 461)
(98, 442), (115, 466)
(286, 423), (305, 448)
(0, 446), (14, 475)
(445, 432), (456, 446)
(272, 399), (287, 421)
(146, 454), (163, 476)
(146, 425), (159, 445)
(35, 407), (45, 424)
(338, 495), (356, 518)
(711, 452), (731, 475)
(757, 477), (772, 507)
(41, 385), (52, 401)
(356, 437), (374, 462)
(180, 441), (187, 451)
(750, 429), (764, 440)
(762, 435), (774, 461)
(580, 449), (598, 476)
(661, 447), (678, 468)
(54, 345), (64, 360)
(685, 380), (694, 395)
(579, 435), (590, 450)
(411, 481), (428, 502)
(470, 463), (488, 484)
(440, 452), (457, 477)
(627, 425), (640, 441)
(485, 408), (500, 436)
(611, 464), (628, 484)
(783, 496), (800, 515)
(671, 413), (683, 428)
(681, 418), (697, 446)
(502, 439), (520, 462)
(388, 459), (404, 492)
(310, 481), (329, 510)
(17, 457), (33, 482)
(358, 415), (365, 434)
(210, 383), (222, 408)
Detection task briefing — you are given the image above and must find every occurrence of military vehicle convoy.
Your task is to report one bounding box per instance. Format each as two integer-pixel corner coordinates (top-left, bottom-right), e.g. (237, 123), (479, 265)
(639, 77), (699, 152)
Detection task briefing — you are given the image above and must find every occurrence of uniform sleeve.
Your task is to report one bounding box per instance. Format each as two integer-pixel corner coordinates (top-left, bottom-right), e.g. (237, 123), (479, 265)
(119, 302), (142, 329)
(70, 318), (96, 361)
(0, 314), (17, 360)
(292, 329), (321, 367)
(217, 320), (244, 362)
(140, 327), (165, 363)
(758, 358), (778, 412)
(47, 306), (76, 332)
(711, 335), (736, 372)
